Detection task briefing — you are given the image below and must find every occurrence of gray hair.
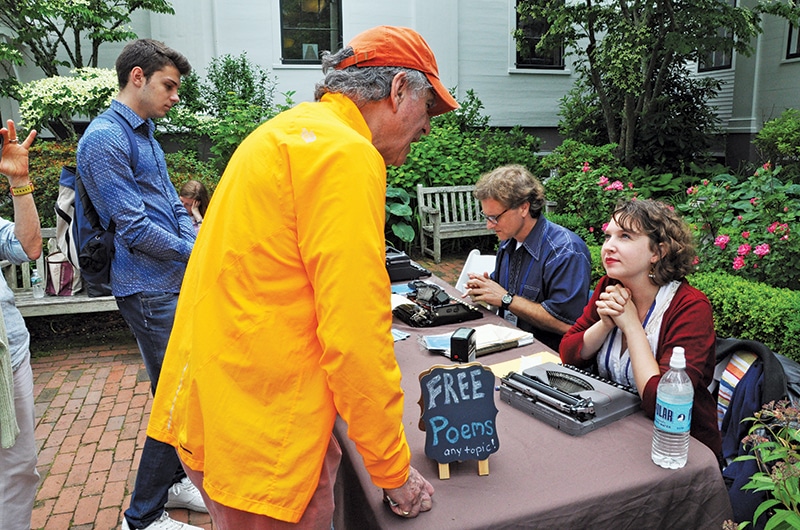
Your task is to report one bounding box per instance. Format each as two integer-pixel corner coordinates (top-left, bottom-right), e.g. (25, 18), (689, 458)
(314, 47), (432, 104)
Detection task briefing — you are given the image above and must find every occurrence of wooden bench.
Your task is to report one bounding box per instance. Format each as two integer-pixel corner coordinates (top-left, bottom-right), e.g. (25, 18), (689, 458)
(0, 227), (117, 318)
(417, 184), (493, 263)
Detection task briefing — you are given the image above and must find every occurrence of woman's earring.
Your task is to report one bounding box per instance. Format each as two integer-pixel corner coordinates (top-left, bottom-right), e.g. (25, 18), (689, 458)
(648, 265), (656, 279)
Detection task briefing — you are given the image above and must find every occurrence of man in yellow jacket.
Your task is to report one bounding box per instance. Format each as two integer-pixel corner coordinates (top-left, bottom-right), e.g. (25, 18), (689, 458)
(147, 25), (458, 528)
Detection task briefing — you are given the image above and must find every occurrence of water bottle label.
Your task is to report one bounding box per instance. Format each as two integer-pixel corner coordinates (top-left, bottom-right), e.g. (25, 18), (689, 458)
(654, 398), (692, 433)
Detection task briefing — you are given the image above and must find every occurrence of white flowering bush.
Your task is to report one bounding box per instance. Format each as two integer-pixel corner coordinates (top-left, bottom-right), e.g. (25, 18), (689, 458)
(18, 68), (117, 138)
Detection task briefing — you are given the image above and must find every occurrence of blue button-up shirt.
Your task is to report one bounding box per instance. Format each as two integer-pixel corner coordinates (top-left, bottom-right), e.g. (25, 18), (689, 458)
(491, 216), (592, 350)
(76, 100), (195, 297)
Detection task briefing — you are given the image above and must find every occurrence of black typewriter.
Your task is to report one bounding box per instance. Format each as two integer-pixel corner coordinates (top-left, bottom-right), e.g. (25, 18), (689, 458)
(500, 362), (641, 435)
(392, 280), (483, 327)
(385, 245), (431, 283)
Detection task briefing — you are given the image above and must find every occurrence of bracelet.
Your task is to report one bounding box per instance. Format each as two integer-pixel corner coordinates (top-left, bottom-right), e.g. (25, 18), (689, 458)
(10, 183), (34, 197)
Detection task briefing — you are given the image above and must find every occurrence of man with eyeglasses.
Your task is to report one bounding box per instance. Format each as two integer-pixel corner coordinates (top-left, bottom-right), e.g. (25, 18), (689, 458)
(465, 164), (592, 351)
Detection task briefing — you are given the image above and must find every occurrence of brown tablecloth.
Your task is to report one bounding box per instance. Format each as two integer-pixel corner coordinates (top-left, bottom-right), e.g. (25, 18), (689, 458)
(333, 277), (733, 529)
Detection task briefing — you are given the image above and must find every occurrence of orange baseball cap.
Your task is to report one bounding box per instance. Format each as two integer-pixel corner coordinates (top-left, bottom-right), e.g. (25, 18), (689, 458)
(335, 26), (459, 116)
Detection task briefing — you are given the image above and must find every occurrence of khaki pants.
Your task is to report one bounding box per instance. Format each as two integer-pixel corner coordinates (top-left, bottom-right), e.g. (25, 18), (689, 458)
(182, 433), (341, 529)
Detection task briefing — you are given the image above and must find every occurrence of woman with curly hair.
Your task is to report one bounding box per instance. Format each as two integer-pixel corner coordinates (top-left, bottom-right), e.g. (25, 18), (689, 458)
(560, 198), (722, 458)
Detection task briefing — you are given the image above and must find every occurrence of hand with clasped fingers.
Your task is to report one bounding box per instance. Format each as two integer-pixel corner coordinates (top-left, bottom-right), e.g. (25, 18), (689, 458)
(596, 283), (647, 336)
(462, 271), (505, 307)
(383, 465), (434, 518)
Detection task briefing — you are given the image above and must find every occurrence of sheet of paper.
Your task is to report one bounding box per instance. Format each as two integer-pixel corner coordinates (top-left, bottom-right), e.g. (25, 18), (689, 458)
(487, 351), (561, 379)
(391, 293), (414, 310)
(472, 323), (533, 349)
(391, 329), (410, 342)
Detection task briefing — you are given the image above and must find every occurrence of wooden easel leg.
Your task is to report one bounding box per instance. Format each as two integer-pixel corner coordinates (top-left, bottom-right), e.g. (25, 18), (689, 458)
(438, 462), (450, 480)
(478, 459), (489, 476)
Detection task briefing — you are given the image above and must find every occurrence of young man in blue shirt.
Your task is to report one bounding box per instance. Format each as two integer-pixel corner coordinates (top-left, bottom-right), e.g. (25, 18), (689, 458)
(76, 39), (204, 530)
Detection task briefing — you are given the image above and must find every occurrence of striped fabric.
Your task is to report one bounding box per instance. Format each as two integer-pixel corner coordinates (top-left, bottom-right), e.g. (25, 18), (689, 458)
(717, 352), (758, 430)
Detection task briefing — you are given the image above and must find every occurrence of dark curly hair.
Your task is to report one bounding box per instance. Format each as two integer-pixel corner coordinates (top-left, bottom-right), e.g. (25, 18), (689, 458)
(610, 199), (696, 285)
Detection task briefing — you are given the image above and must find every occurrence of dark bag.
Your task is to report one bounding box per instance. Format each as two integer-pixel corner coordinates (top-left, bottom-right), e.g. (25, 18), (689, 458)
(54, 109), (139, 297)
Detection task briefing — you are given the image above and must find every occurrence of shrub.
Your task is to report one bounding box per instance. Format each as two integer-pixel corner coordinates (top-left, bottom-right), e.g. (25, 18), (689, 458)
(754, 108), (800, 182)
(540, 140), (638, 244)
(164, 151), (221, 196)
(0, 141), (79, 228)
(679, 163), (800, 290)
(689, 271), (800, 361)
(387, 90), (542, 190)
(735, 400), (800, 529)
(160, 53), (295, 171)
(0, 141), (220, 230)
(17, 68), (117, 139)
(385, 186), (414, 247)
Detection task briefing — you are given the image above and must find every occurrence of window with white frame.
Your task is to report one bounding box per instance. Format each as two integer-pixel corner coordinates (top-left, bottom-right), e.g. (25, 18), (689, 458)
(788, 24), (800, 59)
(698, 0), (735, 72)
(279, 0), (342, 64)
(515, 0), (564, 69)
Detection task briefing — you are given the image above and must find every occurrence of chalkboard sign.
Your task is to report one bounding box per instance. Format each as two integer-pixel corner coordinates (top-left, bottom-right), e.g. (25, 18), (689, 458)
(418, 363), (499, 465)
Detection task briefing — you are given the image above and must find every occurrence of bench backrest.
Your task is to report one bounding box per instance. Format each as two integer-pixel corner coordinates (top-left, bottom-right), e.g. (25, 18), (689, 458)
(416, 184), (484, 225)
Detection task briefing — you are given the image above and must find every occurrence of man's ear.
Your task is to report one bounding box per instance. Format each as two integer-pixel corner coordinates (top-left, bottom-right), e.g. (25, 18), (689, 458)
(389, 71), (408, 111)
(129, 66), (146, 88)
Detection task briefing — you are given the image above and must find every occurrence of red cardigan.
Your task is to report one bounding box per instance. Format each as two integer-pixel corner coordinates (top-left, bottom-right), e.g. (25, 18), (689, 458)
(560, 276), (722, 458)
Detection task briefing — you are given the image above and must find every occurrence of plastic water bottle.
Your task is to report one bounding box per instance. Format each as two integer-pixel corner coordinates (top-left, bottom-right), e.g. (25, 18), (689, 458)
(31, 268), (45, 298)
(651, 346), (693, 469)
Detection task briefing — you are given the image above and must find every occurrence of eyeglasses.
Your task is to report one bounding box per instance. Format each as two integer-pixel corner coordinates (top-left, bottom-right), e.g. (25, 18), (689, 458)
(480, 208), (509, 225)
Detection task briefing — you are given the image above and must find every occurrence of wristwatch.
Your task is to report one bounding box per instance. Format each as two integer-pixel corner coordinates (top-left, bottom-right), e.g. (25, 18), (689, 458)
(501, 292), (514, 310)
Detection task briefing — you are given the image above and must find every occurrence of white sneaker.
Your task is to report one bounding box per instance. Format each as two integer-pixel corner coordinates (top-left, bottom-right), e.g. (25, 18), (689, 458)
(121, 511), (203, 530)
(165, 477), (209, 513)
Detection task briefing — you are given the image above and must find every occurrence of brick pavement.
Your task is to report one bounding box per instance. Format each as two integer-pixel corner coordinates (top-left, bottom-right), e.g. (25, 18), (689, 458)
(26, 251), (469, 530)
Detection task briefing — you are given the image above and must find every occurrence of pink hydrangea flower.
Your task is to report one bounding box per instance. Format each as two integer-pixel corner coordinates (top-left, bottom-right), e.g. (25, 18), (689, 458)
(737, 215), (743, 221)
(738, 244), (751, 256)
(602, 222), (609, 232)
(754, 243), (770, 257)
(589, 226), (594, 233)
(604, 180), (624, 191)
(686, 186), (697, 195)
(714, 235), (730, 250)
(627, 182), (634, 189)
(597, 176), (609, 186)
(733, 256), (746, 270)
(750, 197), (758, 205)
(582, 162), (591, 173)
(692, 256), (700, 266)
(742, 231), (750, 239)
(763, 162), (772, 170)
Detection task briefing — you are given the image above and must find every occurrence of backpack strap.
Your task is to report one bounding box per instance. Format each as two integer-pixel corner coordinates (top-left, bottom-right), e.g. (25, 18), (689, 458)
(88, 107), (144, 233)
(96, 108), (140, 169)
